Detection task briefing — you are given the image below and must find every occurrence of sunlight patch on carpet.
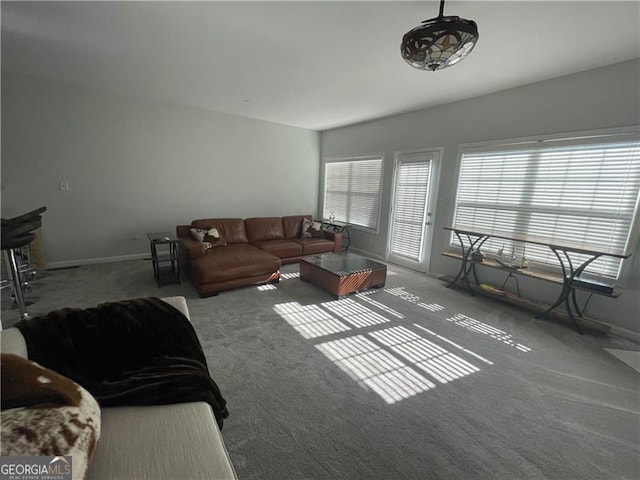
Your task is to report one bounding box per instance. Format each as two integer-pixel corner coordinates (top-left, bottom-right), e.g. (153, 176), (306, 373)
(321, 298), (391, 328)
(316, 335), (436, 404)
(384, 287), (445, 312)
(355, 291), (404, 318)
(413, 324), (494, 365)
(446, 313), (531, 352)
(277, 295), (491, 404)
(280, 272), (300, 280)
(370, 326), (480, 384)
(273, 302), (350, 339)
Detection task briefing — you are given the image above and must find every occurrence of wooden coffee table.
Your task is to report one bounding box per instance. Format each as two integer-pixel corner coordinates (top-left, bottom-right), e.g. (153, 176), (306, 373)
(299, 253), (387, 299)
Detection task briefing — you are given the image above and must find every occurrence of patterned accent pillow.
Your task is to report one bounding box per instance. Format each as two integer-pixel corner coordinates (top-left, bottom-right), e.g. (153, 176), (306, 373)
(191, 227), (226, 251)
(190, 227), (220, 242)
(1, 354), (101, 480)
(301, 218), (324, 238)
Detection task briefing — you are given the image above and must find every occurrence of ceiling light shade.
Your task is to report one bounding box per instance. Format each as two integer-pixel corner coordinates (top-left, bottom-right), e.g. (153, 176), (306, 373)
(401, 0), (479, 71)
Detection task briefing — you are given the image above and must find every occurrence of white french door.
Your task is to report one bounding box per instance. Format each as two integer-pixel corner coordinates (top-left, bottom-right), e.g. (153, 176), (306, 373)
(388, 150), (439, 271)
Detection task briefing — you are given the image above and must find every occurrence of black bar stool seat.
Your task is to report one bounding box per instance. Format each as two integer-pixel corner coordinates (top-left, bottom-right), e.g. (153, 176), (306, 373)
(2, 233), (36, 251)
(1, 218), (42, 240)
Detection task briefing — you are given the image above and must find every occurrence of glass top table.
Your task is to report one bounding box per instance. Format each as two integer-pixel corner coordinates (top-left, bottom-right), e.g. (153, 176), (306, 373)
(299, 253), (387, 299)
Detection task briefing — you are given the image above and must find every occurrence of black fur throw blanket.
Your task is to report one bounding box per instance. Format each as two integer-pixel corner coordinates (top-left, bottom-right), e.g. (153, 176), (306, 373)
(15, 297), (229, 428)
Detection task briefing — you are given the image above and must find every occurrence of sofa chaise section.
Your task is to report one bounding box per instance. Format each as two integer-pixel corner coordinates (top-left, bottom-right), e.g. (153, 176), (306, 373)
(190, 243), (281, 298)
(177, 218), (281, 298)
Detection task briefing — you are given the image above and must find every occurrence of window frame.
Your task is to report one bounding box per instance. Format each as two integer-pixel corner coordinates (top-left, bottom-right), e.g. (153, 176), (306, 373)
(321, 154), (385, 234)
(449, 126), (640, 282)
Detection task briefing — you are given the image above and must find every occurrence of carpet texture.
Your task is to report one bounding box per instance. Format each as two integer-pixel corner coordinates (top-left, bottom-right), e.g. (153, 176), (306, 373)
(2, 259), (639, 479)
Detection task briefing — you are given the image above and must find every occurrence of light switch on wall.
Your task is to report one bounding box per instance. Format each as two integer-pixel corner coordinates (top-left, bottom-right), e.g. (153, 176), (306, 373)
(58, 181), (70, 192)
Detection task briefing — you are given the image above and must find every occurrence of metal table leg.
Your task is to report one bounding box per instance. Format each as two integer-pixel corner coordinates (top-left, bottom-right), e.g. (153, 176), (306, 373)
(446, 232), (488, 295)
(536, 247), (602, 334)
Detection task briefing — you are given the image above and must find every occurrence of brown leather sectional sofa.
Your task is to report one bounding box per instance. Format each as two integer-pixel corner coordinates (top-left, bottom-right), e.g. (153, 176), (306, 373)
(176, 215), (342, 297)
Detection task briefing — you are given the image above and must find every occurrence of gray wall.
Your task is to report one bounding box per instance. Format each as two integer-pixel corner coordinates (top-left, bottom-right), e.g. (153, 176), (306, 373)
(321, 59), (640, 337)
(1, 73), (320, 266)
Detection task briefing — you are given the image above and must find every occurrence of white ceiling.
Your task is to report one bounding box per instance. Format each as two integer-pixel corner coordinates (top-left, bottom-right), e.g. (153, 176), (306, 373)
(2, 1), (639, 131)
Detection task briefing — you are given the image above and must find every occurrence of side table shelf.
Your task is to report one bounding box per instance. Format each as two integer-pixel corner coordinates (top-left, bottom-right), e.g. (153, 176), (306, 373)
(147, 232), (180, 287)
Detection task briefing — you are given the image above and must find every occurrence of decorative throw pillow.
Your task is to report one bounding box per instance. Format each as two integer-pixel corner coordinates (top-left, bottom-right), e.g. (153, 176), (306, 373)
(1, 354), (101, 480)
(301, 218), (324, 238)
(191, 227), (226, 251)
(190, 226), (220, 242)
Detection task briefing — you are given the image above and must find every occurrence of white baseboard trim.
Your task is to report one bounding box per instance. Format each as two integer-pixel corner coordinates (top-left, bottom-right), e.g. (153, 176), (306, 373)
(47, 253), (149, 269)
(609, 325), (640, 343)
(347, 247), (387, 263)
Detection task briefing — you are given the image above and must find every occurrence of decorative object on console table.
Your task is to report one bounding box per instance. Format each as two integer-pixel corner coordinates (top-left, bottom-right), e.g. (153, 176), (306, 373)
(323, 220), (351, 251)
(147, 232), (180, 287)
(470, 249), (485, 262)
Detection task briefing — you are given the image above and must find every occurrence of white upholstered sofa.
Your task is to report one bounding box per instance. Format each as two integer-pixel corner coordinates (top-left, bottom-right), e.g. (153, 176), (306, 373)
(0, 296), (237, 480)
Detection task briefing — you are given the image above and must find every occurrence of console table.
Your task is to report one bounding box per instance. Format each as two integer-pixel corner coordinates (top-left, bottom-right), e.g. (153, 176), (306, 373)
(443, 226), (633, 333)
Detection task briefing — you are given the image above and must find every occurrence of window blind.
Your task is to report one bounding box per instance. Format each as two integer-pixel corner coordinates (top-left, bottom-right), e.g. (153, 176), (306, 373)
(453, 138), (640, 278)
(390, 160), (431, 261)
(323, 156), (383, 229)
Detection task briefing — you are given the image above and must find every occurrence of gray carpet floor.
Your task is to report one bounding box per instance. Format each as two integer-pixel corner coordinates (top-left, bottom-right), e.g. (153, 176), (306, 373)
(2, 259), (639, 480)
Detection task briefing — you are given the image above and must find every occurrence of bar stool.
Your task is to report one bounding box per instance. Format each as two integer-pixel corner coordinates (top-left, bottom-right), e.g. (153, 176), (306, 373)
(1, 207), (46, 320)
(1, 207), (46, 279)
(1, 231), (36, 320)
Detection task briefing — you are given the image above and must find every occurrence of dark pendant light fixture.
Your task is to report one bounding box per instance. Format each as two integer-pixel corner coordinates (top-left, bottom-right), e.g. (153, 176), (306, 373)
(401, 0), (479, 71)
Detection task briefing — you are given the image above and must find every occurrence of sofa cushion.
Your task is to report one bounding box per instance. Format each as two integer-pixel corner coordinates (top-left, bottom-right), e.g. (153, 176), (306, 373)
(282, 215), (312, 239)
(191, 219), (248, 244)
(253, 239), (303, 259)
(88, 403), (237, 480)
(293, 237), (336, 255)
(192, 244), (281, 284)
(244, 217), (285, 243)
